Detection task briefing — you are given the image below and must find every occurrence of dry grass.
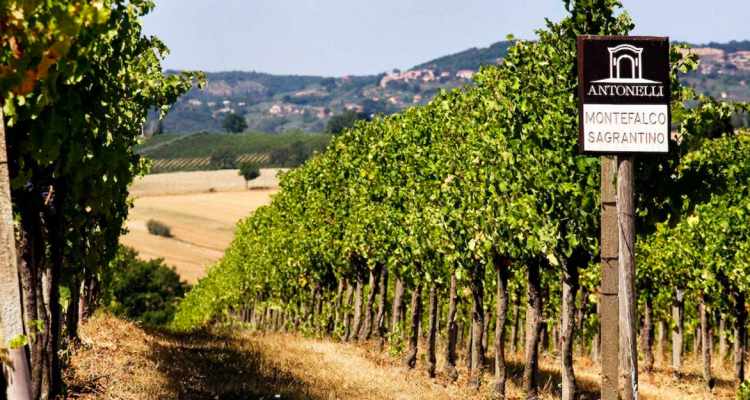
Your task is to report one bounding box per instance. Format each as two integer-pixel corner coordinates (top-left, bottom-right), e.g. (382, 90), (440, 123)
(130, 169), (288, 197)
(121, 188), (276, 284)
(66, 315), (739, 400)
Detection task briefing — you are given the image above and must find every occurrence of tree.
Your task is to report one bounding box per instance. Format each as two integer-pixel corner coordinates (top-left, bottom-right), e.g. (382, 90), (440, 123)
(239, 161), (261, 189)
(320, 77), (336, 92)
(324, 110), (365, 135)
(1, 1), (204, 398)
(107, 247), (189, 326)
(210, 149), (237, 169)
(223, 112), (248, 133)
(154, 120), (165, 135)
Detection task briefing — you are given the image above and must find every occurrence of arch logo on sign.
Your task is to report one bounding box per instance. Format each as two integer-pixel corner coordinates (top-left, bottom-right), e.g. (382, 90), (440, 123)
(578, 36), (670, 155)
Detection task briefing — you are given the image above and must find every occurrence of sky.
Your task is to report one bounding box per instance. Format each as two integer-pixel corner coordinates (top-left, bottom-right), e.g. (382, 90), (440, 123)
(142, 0), (750, 77)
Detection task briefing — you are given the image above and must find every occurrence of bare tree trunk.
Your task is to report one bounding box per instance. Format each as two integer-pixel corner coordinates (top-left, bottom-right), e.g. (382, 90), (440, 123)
(457, 321), (465, 352)
(673, 289), (685, 379)
(641, 296), (654, 373)
(719, 316), (727, 364)
(552, 323), (560, 355)
(492, 257), (509, 399)
(402, 282), (422, 368)
(482, 306), (491, 362)
(510, 295), (520, 354)
(519, 312), (525, 353)
(465, 319), (473, 370)
(426, 284), (438, 377)
(443, 273), (459, 381)
(591, 298), (600, 364)
(65, 276), (80, 342)
(735, 291), (746, 382)
(0, 107), (33, 400)
(391, 275), (404, 335)
(575, 285), (587, 356)
(311, 284), (321, 335)
(359, 265), (381, 341)
(656, 319), (666, 365)
(468, 263), (485, 391)
(348, 269), (365, 342)
(561, 256), (579, 400)
(694, 324), (701, 361)
(374, 265), (388, 340)
(700, 297), (714, 388)
(19, 215), (45, 399)
(334, 277), (345, 332)
(343, 284), (354, 340)
(523, 258), (544, 400)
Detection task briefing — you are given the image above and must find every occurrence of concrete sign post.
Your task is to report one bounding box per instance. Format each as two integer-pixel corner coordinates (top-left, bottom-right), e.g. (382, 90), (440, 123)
(578, 35), (670, 400)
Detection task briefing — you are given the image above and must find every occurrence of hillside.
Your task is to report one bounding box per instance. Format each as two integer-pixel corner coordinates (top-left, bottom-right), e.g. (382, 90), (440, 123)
(149, 40), (750, 134)
(136, 131), (331, 174)
(412, 40), (514, 71)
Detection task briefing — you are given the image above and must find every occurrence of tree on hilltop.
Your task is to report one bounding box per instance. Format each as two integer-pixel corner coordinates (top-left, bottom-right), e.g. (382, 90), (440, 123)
(223, 113), (248, 133)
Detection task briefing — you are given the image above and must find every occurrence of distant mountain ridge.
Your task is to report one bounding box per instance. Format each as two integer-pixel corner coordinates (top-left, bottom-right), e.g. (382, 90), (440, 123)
(150, 39), (750, 134)
(413, 40), (514, 72)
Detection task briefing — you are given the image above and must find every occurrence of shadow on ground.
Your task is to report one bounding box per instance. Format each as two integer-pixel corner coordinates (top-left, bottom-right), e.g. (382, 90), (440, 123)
(142, 327), (320, 400)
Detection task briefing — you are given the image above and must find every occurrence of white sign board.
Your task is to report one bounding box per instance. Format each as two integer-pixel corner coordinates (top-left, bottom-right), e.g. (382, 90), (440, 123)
(578, 36), (670, 155)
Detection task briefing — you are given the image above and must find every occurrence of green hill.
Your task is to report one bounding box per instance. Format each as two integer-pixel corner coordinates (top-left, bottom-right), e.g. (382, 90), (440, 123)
(148, 40), (750, 135)
(412, 40), (514, 71)
(137, 132), (332, 174)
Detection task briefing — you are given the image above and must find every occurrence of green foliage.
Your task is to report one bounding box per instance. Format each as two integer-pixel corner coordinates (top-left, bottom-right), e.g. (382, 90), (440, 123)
(739, 379), (750, 400)
(210, 148), (237, 169)
(222, 112), (249, 133)
(324, 110), (367, 134)
(268, 140), (325, 168)
(172, 6), (750, 381)
(108, 247), (188, 326)
(8, 335), (28, 349)
(238, 161), (261, 185)
(146, 220), (172, 238)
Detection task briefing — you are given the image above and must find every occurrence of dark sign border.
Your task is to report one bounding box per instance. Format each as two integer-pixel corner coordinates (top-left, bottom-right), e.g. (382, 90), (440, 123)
(577, 35), (671, 156)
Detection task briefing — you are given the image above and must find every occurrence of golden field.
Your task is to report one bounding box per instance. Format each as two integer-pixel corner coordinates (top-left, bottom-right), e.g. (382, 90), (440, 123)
(66, 314), (736, 400)
(121, 169), (283, 284)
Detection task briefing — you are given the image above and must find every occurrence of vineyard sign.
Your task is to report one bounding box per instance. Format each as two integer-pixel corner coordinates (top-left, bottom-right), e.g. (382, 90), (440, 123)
(578, 36), (670, 154)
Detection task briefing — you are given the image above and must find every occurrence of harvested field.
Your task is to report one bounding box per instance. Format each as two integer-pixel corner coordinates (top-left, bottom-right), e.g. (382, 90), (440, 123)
(66, 314), (736, 400)
(129, 168), (288, 197)
(122, 169), (280, 284)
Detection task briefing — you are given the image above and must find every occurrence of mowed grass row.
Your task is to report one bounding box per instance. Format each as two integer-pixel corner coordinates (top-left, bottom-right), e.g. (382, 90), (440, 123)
(136, 131), (332, 162)
(149, 153), (271, 173)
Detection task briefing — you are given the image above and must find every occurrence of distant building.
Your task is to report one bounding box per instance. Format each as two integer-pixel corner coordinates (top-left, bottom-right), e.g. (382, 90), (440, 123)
(207, 101), (217, 107)
(456, 69), (474, 79)
(439, 71), (451, 78)
(269, 104), (282, 115)
(413, 94), (423, 103)
(238, 102), (246, 106)
(387, 96), (401, 105)
(187, 99), (202, 106)
(344, 103), (363, 113)
(222, 100), (231, 106)
(380, 69), (436, 87)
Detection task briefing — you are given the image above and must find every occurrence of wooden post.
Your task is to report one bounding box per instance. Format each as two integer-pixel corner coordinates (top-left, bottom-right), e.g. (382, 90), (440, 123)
(0, 107), (33, 400)
(600, 156), (619, 400)
(618, 156), (638, 400)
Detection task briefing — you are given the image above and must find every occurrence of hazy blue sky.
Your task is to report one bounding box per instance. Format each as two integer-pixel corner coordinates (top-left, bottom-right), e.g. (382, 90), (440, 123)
(142, 0), (750, 77)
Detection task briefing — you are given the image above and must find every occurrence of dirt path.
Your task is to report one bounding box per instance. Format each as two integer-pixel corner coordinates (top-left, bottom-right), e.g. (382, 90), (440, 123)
(67, 315), (733, 400)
